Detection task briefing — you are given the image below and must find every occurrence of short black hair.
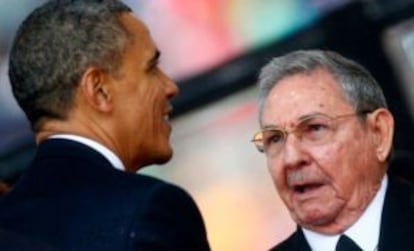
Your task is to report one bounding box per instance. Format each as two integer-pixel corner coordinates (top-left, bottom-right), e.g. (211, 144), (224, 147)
(9, 0), (132, 131)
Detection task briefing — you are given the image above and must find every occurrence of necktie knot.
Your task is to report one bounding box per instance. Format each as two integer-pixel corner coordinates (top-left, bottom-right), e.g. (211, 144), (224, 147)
(335, 235), (362, 251)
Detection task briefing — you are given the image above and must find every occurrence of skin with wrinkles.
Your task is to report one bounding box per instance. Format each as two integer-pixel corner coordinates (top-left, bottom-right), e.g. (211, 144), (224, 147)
(261, 68), (393, 234)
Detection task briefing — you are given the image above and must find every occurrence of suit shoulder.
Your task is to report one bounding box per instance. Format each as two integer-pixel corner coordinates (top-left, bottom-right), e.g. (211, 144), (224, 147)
(118, 172), (188, 195)
(126, 175), (210, 251)
(388, 175), (414, 209)
(114, 172), (197, 211)
(136, 174), (196, 206)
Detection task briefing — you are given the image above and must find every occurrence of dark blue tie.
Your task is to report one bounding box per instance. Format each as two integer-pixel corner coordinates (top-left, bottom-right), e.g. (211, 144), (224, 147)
(335, 235), (362, 251)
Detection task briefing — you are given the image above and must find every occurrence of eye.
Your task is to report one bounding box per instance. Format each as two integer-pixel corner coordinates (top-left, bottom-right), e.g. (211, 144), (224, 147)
(263, 130), (284, 146)
(300, 118), (331, 140)
(149, 65), (159, 74)
(307, 123), (328, 132)
(147, 59), (161, 74)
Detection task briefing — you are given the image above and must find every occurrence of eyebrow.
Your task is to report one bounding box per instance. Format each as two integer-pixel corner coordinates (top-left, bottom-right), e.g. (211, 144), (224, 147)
(147, 49), (160, 70)
(297, 112), (325, 121)
(261, 112), (326, 129)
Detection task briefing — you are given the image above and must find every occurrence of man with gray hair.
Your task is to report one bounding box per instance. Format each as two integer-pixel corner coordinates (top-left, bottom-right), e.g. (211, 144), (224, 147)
(0, 1), (210, 250)
(251, 50), (414, 250)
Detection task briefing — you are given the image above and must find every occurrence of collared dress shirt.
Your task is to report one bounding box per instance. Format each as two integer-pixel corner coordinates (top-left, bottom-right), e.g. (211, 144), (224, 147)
(49, 134), (125, 171)
(303, 175), (388, 251)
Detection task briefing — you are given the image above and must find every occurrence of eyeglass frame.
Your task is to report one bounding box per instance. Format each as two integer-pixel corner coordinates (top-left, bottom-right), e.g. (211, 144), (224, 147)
(251, 110), (372, 155)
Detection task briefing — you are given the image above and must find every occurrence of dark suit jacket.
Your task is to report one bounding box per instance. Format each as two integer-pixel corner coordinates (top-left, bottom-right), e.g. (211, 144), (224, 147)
(0, 227), (57, 251)
(0, 139), (210, 251)
(269, 176), (414, 251)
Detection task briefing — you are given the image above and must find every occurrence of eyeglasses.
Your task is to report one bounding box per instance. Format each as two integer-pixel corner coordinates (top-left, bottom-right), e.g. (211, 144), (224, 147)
(251, 111), (371, 156)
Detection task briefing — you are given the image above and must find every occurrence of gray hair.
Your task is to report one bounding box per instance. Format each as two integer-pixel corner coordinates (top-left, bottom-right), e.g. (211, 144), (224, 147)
(9, 0), (132, 131)
(257, 50), (388, 122)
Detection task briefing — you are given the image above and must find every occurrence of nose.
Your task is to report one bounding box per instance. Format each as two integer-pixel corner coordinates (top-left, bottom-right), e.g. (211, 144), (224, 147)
(280, 134), (309, 168)
(160, 70), (179, 98)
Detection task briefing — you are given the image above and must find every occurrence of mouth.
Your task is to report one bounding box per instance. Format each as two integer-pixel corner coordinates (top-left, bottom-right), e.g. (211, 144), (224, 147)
(163, 114), (170, 122)
(286, 171), (326, 197)
(163, 106), (173, 124)
(292, 183), (324, 195)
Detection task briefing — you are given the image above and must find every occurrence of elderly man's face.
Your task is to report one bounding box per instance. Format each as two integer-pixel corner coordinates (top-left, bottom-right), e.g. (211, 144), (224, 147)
(261, 68), (390, 233)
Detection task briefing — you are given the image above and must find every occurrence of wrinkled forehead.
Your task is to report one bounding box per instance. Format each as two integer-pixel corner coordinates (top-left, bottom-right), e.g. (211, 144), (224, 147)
(118, 12), (151, 41)
(117, 12), (158, 60)
(261, 69), (353, 127)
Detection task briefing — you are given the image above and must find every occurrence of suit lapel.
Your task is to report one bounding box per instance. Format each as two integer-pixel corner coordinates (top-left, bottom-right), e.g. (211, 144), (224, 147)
(294, 228), (312, 251)
(269, 228), (311, 251)
(378, 176), (414, 250)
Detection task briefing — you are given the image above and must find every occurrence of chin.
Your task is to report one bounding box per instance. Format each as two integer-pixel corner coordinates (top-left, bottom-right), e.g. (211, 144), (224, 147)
(295, 209), (338, 229)
(153, 147), (174, 165)
(136, 144), (173, 168)
(150, 134), (173, 159)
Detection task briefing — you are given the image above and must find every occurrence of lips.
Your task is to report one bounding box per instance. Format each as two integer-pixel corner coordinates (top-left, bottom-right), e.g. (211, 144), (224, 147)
(287, 171), (325, 196)
(292, 183), (324, 194)
(161, 105), (173, 132)
(163, 104), (173, 122)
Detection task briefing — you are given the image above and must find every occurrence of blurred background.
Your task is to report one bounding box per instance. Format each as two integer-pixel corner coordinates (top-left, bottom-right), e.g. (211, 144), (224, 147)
(1, 0), (414, 250)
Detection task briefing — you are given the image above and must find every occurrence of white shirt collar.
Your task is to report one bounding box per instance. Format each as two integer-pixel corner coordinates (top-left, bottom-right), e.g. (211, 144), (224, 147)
(49, 134), (125, 171)
(303, 175), (388, 251)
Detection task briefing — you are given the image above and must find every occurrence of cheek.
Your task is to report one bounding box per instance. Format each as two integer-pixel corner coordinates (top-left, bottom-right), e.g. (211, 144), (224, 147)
(311, 143), (341, 172)
(315, 139), (367, 199)
(143, 83), (164, 107)
(267, 158), (287, 191)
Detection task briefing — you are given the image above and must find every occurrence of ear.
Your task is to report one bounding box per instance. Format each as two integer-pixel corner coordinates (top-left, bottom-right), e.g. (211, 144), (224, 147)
(367, 108), (394, 162)
(78, 67), (113, 113)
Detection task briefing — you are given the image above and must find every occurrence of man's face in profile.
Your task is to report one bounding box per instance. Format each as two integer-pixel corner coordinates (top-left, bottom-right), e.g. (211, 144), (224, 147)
(261, 68), (384, 234)
(109, 13), (179, 170)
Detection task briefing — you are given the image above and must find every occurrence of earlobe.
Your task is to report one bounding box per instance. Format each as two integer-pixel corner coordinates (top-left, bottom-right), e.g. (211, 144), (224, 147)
(79, 67), (112, 112)
(369, 108), (394, 162)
